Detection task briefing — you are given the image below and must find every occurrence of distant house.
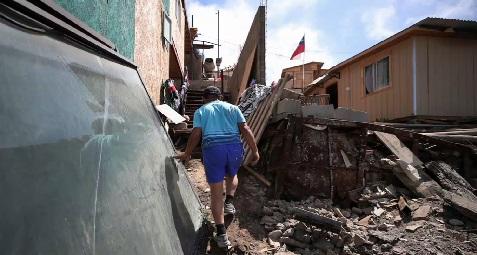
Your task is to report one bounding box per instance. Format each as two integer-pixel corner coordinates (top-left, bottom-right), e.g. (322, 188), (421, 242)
(281, 62), (327, 93)
(304, 18), (477, 121)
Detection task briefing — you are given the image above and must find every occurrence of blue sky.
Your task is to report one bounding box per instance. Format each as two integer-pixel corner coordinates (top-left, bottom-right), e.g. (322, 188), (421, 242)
(187, 0), (477, 84)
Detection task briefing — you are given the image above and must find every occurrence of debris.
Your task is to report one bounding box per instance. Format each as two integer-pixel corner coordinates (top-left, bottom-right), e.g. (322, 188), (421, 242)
(373, 207), (386, 217)
(242, 165), (271, 186)
(351, 207), (363, 215)
(398, 196), (412, 215)
(313, 239), (334, 251)
(425, 161), (477, 201)
(292, 207), (343, 233)
(333, 208), (345, 218)
(412, 204), (432, 220)
(279, 237), (309, 249)
(353, 234), (371, 246)
(268, 237), (281, 248)
(282, 228), (294, 237)
(340, 150), (352, 168)
(442, 190), (477, 220)
(303, 123), (327, 131)
(357, 215), (373, 227)
(268, 230), (282, 241)
(448, 219), (464, 226)
(385, 184), (398, 197)
(394, 215), (402, 225)
(405, 221), (425, 232)
(374, 131), (423, 166)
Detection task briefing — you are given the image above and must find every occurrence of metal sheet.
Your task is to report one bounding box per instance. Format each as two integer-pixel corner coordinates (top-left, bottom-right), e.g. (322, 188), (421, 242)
(0, 11), (202, 255)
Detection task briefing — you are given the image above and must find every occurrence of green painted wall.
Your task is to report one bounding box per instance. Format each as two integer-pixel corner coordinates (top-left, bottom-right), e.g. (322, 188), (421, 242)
(55, 0), (136, 60)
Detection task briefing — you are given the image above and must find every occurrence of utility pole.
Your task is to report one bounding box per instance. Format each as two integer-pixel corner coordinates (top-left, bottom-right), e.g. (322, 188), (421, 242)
(216, 10), (222, 88)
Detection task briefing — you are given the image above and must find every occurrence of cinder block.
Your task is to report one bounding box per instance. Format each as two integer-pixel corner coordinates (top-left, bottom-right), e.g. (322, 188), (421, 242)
(276, 99), (302, 115)
(302, 104), (334, 119)
(334, 107), (368, 122)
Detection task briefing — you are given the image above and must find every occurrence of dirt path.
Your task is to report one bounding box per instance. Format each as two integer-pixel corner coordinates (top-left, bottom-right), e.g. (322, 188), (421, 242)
(185, 159), (270, 254)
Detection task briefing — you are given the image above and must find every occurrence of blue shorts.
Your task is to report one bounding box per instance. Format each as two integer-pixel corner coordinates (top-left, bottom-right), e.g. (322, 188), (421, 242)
(202, 143), (244, 183)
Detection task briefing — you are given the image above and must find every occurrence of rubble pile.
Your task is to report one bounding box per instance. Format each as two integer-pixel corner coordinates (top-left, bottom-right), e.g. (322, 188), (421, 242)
(260, 191), (477, 255)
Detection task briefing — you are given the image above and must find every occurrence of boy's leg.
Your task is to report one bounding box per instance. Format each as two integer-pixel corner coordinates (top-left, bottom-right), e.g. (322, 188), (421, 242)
(209, 181), (225, 225)
(225, 175), (238, 197)
(224, 143), (244, 215)
(202, 145), (231, 248)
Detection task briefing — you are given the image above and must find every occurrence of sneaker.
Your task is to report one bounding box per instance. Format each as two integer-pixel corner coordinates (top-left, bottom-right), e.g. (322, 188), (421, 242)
(213, 233), (231, 249)
(224, 202), (236, 215)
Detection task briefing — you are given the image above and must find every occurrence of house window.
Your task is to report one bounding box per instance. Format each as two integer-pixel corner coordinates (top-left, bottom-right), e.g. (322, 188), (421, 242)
(365, 57), (390, 94)
(163, 12), (172, 43)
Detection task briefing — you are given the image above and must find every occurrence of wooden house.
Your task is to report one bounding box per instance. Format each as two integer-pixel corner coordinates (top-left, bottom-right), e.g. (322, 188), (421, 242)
(304, 18), (477, 121)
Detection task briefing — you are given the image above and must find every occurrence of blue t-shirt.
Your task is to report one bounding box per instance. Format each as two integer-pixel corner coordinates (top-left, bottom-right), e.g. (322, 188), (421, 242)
(193, 100), (246, 148)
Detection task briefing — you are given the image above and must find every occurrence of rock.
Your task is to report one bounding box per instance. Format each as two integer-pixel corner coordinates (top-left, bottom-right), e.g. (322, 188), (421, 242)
(352, 207), (363, 215)
(284, 219), (299, 228)
(362, 207), (373, 215)
(264, 224), (275, 231)
(449, 219), (464, 226)
(269, 230), (283, 241)
(333, 208), (345, 218)
(353, 234), (371, 246)
(405, 221), (425, 232)
(412, 205), (432, 220)
(392, 247), (405, 254)
(276, 223), (285, 231)
(338, 217), (348, 224)
(373, 207), (386, 217)
(357, 215), (373, 227)
(204, 188), (210, 193)
(331, 235), (345, 248)
(262, 206), (273, 215)
(381, 243), (393, 251)
(280, 237), (310, 249)
(313, 239), (335, 251)
(294, 222), (308, 231)
(342, 210), (352, 218)
(368, 230), (402, 244)
(340, 231), (353, 243)
(394, 215), (402, 225)
(268, 237), (281, 248)
(378, 223), (389, 231)
(283, 228), (294, 237)
(342, 246), (353, 255)
(273, 211), (285, 222)
(260, 215), (276, 225)
(294, 230), (312, 244)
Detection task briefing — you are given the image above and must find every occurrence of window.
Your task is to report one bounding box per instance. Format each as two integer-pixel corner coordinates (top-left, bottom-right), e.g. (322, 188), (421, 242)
(163, 12), (172, 43)
(365, 57), (389, 94)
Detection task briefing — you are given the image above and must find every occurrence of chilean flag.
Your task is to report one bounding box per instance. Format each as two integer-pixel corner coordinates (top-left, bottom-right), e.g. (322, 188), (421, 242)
(290, 35), (305, 60)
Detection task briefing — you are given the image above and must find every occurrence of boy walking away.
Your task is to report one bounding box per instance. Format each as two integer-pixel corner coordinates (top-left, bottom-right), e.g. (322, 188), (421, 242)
(175, 86), (259, 249)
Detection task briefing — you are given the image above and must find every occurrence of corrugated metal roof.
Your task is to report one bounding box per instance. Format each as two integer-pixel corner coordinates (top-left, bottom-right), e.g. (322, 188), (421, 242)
(416, 17), (477, 31)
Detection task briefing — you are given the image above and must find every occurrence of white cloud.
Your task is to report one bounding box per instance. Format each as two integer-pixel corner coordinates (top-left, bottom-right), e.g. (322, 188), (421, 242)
(187, 0), (255, 71)
(361, 5), (396, 40)
(433, 0), (477, 19)
(266, 22), (336, 84)
(187, 0), (337, 84)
